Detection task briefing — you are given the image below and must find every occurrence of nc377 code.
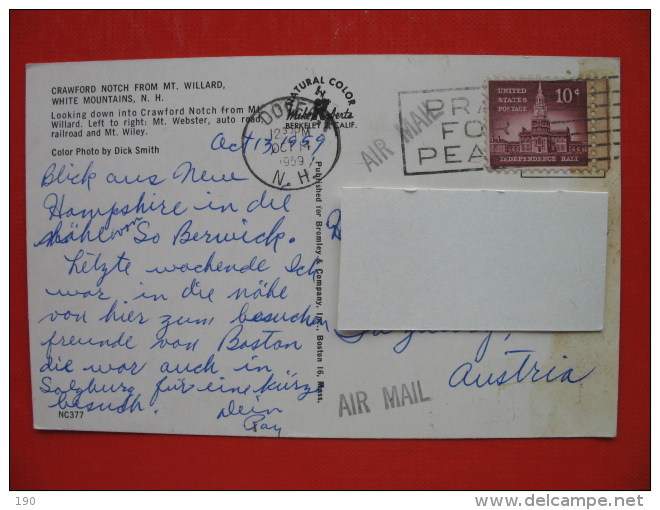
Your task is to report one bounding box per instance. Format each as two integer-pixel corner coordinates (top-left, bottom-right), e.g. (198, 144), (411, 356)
(58, 411), (84, 419)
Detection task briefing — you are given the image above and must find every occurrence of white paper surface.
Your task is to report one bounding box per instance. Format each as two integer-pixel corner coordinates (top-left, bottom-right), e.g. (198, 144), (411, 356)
(26, 55), (621, 438)
(339, 188), (608, 331)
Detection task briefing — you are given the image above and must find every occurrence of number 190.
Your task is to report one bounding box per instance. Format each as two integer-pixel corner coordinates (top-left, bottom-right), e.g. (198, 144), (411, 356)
(16, 497), (35, 506)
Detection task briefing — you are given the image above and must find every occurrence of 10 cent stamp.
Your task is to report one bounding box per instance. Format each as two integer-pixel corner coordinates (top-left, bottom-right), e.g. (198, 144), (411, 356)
(488, 80), (589, 168)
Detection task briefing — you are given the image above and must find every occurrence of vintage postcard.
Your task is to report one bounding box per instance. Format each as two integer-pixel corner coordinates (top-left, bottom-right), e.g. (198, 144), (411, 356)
(26, 55), (620, 438)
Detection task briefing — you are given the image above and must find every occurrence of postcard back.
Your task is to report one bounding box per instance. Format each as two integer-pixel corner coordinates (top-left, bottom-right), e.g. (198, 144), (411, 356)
(26, 55), (620, 437)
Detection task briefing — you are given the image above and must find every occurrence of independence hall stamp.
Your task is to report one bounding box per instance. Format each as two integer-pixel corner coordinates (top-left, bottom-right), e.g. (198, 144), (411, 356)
(488, 80), (588, 168)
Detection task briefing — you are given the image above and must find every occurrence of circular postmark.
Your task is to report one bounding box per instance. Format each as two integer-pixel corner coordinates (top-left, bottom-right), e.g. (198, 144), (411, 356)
(241, 96), (341, 191)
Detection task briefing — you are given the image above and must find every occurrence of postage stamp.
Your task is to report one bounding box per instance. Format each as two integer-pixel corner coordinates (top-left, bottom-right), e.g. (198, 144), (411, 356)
(488, 80), (589, 168)
(487, 78), (616, 174)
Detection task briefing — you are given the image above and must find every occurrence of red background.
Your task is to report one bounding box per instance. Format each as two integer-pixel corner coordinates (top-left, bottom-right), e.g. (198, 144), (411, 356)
(10, 10), (650, 490)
